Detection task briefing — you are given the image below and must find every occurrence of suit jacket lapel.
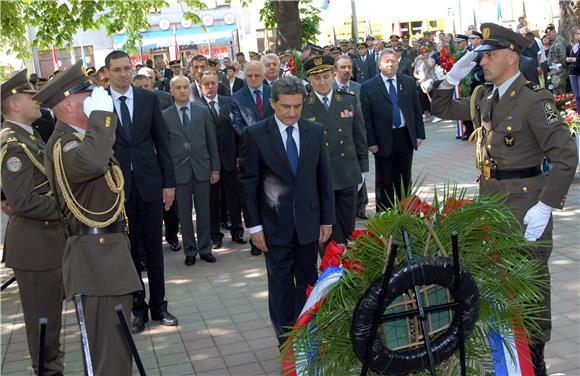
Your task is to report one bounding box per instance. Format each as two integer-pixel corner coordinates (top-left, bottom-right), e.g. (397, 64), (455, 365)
(296, 120), (310, 175)
(243, 87), (259, 120)
(107, 88), (130, 143)
(266, 118), (293, 176)
(327, 93), (342, 124)
(376, 75), (391, 103)
(170, 104), (190, 139)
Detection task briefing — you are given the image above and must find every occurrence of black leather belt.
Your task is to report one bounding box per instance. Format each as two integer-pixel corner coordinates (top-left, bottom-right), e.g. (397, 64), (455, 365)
(70, 221), (125, 236)
(490, 166), (542, 180)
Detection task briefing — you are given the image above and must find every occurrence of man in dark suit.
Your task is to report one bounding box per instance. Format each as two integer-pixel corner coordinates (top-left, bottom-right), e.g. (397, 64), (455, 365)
(394, 45), (413, 77)
(332, 55), (362, 96)
(105, 50), (178, 333)
(31, 107), (56, 143)
(230, 61), (275, 139)
(361, 48), (426, 212)
(197, 70), (247, 248)
(189, 55), (228, 99)
(302, 55), (368, 245)
(155, 58), (173, 92)
(240, 76), (334, 345)
(163, 75), (221, 266)
(224, 66), (245, 95)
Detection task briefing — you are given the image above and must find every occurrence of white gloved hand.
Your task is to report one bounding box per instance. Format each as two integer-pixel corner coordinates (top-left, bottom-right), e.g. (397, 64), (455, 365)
(446, 50), (478, 86)
(83, 86), (114, 118)
(523, 201), (552, 241)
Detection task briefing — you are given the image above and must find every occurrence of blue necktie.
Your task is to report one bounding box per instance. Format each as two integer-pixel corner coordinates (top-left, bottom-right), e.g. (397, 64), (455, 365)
(387, 79), (402, 128)
(285, 126), (298, 176)
(181, 106), (192, 135)
(119, 95), (132, 136)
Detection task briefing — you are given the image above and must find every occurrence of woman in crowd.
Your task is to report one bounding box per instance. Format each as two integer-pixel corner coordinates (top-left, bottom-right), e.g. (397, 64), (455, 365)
(566, 27), (580, 105)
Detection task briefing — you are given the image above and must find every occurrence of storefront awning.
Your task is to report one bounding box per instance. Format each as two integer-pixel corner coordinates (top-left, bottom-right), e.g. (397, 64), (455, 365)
(113, 24), (237, 49)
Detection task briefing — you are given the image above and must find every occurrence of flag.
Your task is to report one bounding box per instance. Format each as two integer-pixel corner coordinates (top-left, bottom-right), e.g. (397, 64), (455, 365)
(392, 19), (401, 36)
(365, 20), (372, 37)
(173, 25), (180, 60)
(80, 40), (87, 68)
(488, 319), (534, 376)
(332, 26), (337, 46)
(522, 0), (527, 24)
(321, 0), (330, 10)
(497, 0), (503, 23)
(473, 9), (478, 29)
(52, 45), (60, 71)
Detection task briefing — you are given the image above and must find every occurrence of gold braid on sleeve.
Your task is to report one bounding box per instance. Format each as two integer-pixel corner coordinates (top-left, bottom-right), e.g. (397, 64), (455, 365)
(52, 139), (128, 229)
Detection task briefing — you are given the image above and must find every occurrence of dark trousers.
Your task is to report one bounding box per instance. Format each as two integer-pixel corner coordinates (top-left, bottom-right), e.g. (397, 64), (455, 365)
(82, 294), (133, 376)
(210, 169), (244, 241)
(264, 237), (319, 345)
(163, 201), (180, 243)
(375, 128), (414, 212)
(357, 181), (368, 213)
(176, 178), (212, 257)
(331, 186), (358, 244)
(14, 268), (64, 375)
(126, 179), (166, 317)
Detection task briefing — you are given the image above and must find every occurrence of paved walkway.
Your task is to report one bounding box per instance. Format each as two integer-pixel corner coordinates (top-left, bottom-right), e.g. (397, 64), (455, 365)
(1, 120), (579, 375)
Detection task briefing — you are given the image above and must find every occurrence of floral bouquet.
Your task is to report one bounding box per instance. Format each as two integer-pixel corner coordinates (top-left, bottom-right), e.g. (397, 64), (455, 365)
(553, 94), (579, 134)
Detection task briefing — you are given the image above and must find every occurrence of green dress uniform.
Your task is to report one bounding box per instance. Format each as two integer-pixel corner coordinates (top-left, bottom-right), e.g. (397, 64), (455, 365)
(1, 70), (66, 376)
(301, 62), (368, 244)
(432, 74), (578, 342)
(35, 61), (142, 375)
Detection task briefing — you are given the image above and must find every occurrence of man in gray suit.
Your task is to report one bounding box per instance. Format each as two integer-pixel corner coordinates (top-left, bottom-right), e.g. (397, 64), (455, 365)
(332, 55), (361, 96)
(163, 75), (221, 266)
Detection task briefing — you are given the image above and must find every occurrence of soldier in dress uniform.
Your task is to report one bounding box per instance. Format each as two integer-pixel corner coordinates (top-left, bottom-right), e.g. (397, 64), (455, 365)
(301, 55), (368, 246)
(431, 23), (578, 375)
(35, 61), (142, 375)
(1, 69), (66, 376)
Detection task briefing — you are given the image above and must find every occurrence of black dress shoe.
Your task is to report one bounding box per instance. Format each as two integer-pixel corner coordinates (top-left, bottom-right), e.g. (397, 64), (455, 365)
(200, 253), (217, 263)
(212, 239), (223, 249)
(221, 221), (232, 230)
(250, 246), (262, 256)
(232, 235), (248, 244)
(356, 211), (368, 220)
(168, 241), (181, 252)
(151, 311), (178, 326)
(131, 315), (148, 334)
(184, 256), (196, 266)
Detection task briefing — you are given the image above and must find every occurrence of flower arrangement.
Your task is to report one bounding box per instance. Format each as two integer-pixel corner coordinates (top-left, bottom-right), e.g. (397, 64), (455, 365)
(553, 94), (579, 134)
(437, 45), (455, 73)
(282, 186), (547, 375)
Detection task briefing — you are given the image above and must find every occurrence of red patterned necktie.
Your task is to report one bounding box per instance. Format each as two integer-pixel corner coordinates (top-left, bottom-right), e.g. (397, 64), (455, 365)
(254, 89), (264, 118)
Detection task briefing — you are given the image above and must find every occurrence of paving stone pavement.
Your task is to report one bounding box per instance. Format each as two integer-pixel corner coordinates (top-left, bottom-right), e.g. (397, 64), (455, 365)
(1, 120), (579, 375)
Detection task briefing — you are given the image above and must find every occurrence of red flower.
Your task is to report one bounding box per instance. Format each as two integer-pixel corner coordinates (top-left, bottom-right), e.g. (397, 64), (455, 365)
(343, 258), (365, 273)
(400, 195), (435, 219)
(441, 197), (473, 217)
(320, 241), (345, 272)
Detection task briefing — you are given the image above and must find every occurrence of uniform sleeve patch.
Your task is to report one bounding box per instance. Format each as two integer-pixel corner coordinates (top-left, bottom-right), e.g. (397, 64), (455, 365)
(63, 140), (80, 152)
(543, 102), (560, 125)
(6, 156), (22, 172)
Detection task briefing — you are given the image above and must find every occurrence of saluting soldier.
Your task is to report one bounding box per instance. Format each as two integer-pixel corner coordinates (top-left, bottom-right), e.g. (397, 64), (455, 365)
(301, 55), (368, 246)
(431, 23), (578, 375)
(1, 69), (66, 376)
(35, 61), (142, 375)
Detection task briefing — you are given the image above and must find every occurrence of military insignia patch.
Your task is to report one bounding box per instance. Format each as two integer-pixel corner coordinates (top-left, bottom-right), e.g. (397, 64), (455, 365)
(63, 140), (80, 152)
(6, 156), (22, 172)
(307, 117), (316, 121)
(307, 96), (316, 104)
(73, 132), (84, 141)
(335, 94), (342, 102)
(314, 58), (323, 66)
(482, 27), (490, 39)
(543, 102), (560, 125)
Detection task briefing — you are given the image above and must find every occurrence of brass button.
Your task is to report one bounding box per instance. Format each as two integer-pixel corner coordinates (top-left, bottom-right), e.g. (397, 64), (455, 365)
(340, 153), (345, 157)
(98, 237), (106, 244)
(44, 221), (49, 225)
(340, 140), (344, 144)
(484, 160), (490, 166)
(326, 142), (329, 146)
(487, 144), (492, 150)
(105, 116), (111, 128)
(506, 126), (512, 131)
(324, 130), (327, 134)
(522, 186), (528, 193)
(338, 128), (342, 132)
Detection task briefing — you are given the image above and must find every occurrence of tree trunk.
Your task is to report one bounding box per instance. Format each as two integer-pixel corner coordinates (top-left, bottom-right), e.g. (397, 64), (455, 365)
(272, 0), (302, 51)
(558, 0), (579, 43)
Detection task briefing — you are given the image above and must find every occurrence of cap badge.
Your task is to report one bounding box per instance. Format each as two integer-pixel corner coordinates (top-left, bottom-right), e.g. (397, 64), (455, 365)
(314, 58), (322, 66)
(81, 66), (88, 76)
(482, 27), (491, 39)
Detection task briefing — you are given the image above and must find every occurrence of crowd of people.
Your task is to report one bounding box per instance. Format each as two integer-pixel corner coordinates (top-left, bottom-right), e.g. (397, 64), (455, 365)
(1, 19), (578, 376)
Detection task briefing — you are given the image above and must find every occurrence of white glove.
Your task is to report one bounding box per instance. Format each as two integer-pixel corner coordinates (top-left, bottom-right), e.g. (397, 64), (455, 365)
(83, 86), (114, 118)
(523, 201), (552, 241)
(446, 50), (478, 86)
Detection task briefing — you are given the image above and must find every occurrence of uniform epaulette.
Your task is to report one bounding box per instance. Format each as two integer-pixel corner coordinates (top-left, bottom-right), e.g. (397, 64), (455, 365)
(524, 81), (546, 92)
(0, 128), (17, 144)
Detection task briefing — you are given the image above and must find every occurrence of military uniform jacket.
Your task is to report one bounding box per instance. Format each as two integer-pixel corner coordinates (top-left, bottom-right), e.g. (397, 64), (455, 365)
(44, 111), (141, 299)
(1, 121), (66, 271)
(301, 90), (369, 191)
(431, 75), (578, 216)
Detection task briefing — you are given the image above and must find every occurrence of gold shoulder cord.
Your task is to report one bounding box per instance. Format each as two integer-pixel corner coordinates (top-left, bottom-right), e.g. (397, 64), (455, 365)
(468, 85), (485, 169)
(53, 139), (128, 229)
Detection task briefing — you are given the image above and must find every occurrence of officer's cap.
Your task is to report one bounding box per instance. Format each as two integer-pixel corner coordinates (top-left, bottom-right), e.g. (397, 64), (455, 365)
(85, 66), (97, 76)
(1, 69), (37, 100)
(208, 58), (219, 66)
(303, 55), (335, 76)
(169, 60), (181, 67)
(470, 31), (483, 39)
(454, 34), (469, 43)
(366, 35), (375, 41)
(357, 43), (367, 49)
(33, 61), (95, 108)
(476, 23), (528, 53)
(389, 34), (401, 40)
(393, 44), (404, 52)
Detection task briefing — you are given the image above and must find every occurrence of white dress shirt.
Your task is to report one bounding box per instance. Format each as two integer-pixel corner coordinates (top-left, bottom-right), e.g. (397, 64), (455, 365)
(380, 72), (406, 128)
(10, 120), (34, 135)
(494, 72), (521, 99)
(314, 89), (334, 109)
(204, 96), (219, 115)
(109, 86), (134, 126)
(175, 103), (191, 126)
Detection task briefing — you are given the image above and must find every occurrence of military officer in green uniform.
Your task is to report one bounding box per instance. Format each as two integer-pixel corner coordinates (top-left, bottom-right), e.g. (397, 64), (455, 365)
(301, 55), (368, 246)
(1, 69), (66, 376)
(35, 61), (142, 375)
(431, 23), (578, 375)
